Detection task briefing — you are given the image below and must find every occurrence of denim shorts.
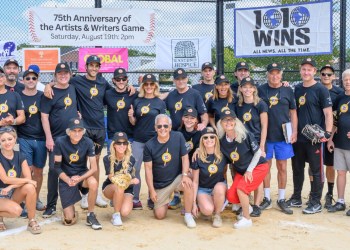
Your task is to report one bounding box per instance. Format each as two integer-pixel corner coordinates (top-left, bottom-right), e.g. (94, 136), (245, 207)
(197, 187), (213, 195)
(18, 138), (47, 168)
(266, 141), (294, 160)
(0, 188), (14, 199)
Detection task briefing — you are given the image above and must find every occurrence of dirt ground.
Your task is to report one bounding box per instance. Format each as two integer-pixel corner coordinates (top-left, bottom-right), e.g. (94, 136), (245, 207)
(0, 148), (349, 250)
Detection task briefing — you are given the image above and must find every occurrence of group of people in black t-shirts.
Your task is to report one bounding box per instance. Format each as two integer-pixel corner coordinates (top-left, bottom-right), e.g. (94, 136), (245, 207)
(0, 56), (350, 233)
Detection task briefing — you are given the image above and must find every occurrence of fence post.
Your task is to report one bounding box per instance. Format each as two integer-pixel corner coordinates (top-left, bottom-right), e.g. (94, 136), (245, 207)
(95, 0), (102, 8)
(216, 0), (224, 75)
(339, 0), (346, 85)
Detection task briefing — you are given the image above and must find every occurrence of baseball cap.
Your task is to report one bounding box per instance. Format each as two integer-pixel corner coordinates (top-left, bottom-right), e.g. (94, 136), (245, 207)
(267, 63), (282, 72)
(86, 55), (101, 65)
(28, 64), (40, 74)
(320, 64), (335, 73)
(4, 59), (19, 67)
(201, 62), (214, 71)
(0, 66), (4, 73)
(220, 109), (237, 120)
(240, 77), (255, 87)
(183, 106), (198, 117)
(201, 127), (217, 136)
(215, 74), (230, 85)
(301, 58), (317, 67)
(114, 68), (127, 78)
(23, 69), (38, 78)
(142, 74), (157, 83)
(235, 62), (249, 71)
(173, 68), (187, 79)
(67, 118), (84, 130)
(55, 63), (71, 74)
(112, 132), (128, 142)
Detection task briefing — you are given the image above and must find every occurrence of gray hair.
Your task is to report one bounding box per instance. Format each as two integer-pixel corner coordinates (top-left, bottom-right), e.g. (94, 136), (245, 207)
(155, 114), (172, 125)
(342, 69), (350, 80)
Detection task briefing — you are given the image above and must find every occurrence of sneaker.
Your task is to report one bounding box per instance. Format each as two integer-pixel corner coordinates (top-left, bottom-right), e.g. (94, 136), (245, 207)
(184, 214), (196, 228)
(327, 202), (346, 213)
(42, 206), (56, 218)
(231, 204), (241, 213)
(147, 199), (154, 210)
(86, 212), (102, 230)
(302, 202), (322, 214)
(324, 193), (334, 209)
(286, 198), (302, 208)
(277, 199), (293, 215)
(20, 203), (28, 219)
(36, 200), (46, 211)
(346, 209), (350, 216)
(81, 194), (88, 210)
(96, 194), (108, 208)
(259, 197), (272, 210)
(132, 200), (143, 210)
(237, 205), (253, 220)
(250, 205), (261, 217)
(212, 214), (222, 228)
(233, 217), (252, 229)
(111, 212), (123, 226)
(168, 196), (181, 210)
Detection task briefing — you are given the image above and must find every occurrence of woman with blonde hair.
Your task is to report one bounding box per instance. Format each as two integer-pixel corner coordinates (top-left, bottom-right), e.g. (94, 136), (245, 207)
(0, 126), (41, 234)
(102, 132), (139, 226)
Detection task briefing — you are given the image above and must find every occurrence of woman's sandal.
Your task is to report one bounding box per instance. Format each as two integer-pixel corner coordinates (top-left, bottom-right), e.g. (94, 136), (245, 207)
(27, 218), (42, 234)
(0, 220), (6, 231)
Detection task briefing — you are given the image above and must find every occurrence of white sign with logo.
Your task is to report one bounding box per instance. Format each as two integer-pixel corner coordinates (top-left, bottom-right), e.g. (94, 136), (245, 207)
(0, 41), (17, 65)
(156, 37), (211, 69)
(234, 0), (332, 57)
(28, 8), (155, 46)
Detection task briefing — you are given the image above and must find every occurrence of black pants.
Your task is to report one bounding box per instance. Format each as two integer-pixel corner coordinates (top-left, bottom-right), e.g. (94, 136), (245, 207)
(46, 150), (58, 209)
(291, 141), (324, 203)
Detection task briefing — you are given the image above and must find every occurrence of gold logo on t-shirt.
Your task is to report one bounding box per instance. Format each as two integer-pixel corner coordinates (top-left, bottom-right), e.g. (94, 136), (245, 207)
(175, 98), (183, 113)
(269, 94), (279, 108)
(298, 93), (307, 108)
(221, 103), (230, 112)
(0, 100), (9, 115)
(208, 164), (218, 177)
(7, 165), (17, 178)
(186, 138), (194, 150)
(29, 101), (38, 117)
(69, 150), (79, 164)
(243, 109), (252, 124)
(116, 97), (125, 111)
(64, 94), (72, 109)
(230, 147), (240, 162)
(162, 148), (172, 166)
(90, 84), (98, 98)
(205, 91), (213, 103)
(339, 101), (349, 115)
(141, 103), (150, 116)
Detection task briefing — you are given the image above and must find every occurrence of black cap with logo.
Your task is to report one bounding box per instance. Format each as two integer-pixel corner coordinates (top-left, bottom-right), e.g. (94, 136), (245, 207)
(55, 63), (71, 74)
(173, 68), (188, 79)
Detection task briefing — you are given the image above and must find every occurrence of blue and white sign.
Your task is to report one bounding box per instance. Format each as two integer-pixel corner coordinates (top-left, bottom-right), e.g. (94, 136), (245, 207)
(0, 41), (17, 65)
(234, 0), (332, 57)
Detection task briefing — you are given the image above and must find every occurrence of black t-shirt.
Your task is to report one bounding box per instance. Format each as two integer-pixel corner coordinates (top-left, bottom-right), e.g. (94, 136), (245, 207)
(5, 81), (25, 93)
(328, 85), (343, 103)
(235, 100), (268, 143)
(258, 84), (296, 142)
(208, 97), (237, 124)
(0, 90), (24, 120)
(143, 131), (188, 189)
(17, 91), (45, 140)
(178, 127), (201, 162)
(165, 88), (207, 130)
(132, 97), (166, 143)
(294, 82), (332, 142)
(191, 154), (227, 189)
(104, 89), (138, 139)
(192, 83), (215, 109)
(220, 132), (266, 175)
(230, 82), (239, 94)
(40, 85), (78, 139)
(101, 155), (136, 190)
(70, 75), (110, 130)
(333, 93), (350, 150)
(0, 151), (26, 188)
(54, 135), (95, 176)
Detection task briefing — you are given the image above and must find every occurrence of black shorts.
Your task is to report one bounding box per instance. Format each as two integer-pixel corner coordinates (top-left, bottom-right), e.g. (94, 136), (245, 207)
(59, 180), (89, 209)
(323, 142), (334, 166)
(85, 128), (106, 155)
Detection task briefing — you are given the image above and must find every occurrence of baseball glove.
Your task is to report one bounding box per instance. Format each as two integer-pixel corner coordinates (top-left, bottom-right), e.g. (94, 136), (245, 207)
(301, 124), (328, 144)
(110, 170), (132, 190)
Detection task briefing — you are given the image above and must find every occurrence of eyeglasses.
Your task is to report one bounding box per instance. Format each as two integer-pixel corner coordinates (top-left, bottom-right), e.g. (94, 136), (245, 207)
(0, 126), (15, 134)
(25, 76), (38, 81)
(321, 73), (333, 77)
(203, 135), (216, 140)
(115, 78), (127, 82)
(156, 124), (169, 129)
(115, 141), (128, 145)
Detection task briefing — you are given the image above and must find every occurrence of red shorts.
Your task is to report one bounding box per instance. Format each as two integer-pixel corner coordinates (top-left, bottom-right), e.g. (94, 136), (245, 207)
(226, 163), (269, 204)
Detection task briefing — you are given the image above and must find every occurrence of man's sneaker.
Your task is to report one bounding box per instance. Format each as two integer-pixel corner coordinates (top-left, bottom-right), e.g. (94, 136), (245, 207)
(324, 193), (334, 209)
(302, 202), (322, 214)
(81, 194), (88, 210)
(133, 200), (143, 210)
(250, 205), (261, 217)
(233, 217), (252, 229)
(346, 209), (350, 216)
(86, 212), (102, 230)
(327, 202), (346, 213)
(277, 199), (293, 215)
(286, 198), (302, 208)
(237, 205), (253, 220)
(96, 194), (108, 208)
(232, 204), (241, 213)
(111, 212), (123, 226)
(259, 197), (272, 210)
(36, 200), (46, 211)
(184, 214), (196, 228)
(147, 199), (154, 210)
(212, 214), (222, 228)
(168, 196), (181, 210)
(42, 206), (56, 218)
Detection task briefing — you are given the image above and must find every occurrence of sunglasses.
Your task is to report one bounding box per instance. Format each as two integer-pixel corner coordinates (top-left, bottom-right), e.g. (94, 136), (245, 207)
(0, 126), (15, 133)
(321, 73), (333, 77)
(203, 135), (216, 140)
(115, 78), (127, 82)
(156, 124), (169, 129)
(25, 76), (38, 81)
(144, 82), (155, 86)
(115, 141), (128, 145)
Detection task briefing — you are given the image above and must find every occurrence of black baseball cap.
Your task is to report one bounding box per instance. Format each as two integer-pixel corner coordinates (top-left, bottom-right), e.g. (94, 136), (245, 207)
(142, 74), (157, 83)
(220, 109), (237, 120)
(67, 118), (84, 130)
(112, 132), (128, 142)
(173, 68), (187, 79)
(215, 74), (230, 85)
(114, 68), (127, 78)
(0, 66), (4, 73)
(23, 69), (38, 78)
(201, 62), (214, 71)
(86, 55), (101, 65)
(267, 63), (282, 72)
(301, 58), (316, 67)
(183, 106), (198, 117)
(235, 62), (249, 71)
(201, 127), (217, 136)
(4, 59), (19, 67)
(240, 77), (255, 87)
(55, 63), (71, 74)
(320, 64), (335, 73)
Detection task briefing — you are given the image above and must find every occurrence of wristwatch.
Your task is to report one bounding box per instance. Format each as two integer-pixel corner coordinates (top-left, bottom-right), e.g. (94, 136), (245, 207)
(182, 173), (188, 176)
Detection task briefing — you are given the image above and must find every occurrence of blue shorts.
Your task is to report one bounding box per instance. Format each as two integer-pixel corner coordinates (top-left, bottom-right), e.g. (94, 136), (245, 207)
(197, 182), (226, 195)
(266, 141), (294, 160)
(18, 138), (47, 168)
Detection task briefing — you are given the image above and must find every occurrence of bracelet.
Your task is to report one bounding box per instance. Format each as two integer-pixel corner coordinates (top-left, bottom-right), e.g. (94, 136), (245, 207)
(182, 173), (188, 176)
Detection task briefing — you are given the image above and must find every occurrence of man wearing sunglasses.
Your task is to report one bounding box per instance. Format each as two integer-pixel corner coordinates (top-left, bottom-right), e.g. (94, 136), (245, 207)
(3, 59), (25, 93)
(144, 114), (196, 228)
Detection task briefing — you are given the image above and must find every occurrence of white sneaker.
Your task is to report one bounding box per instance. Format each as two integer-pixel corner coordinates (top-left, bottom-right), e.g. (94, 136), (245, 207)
(96, 193), (108, 208)
(111, 212), (123, 226)
(237, 205), (253, 220)
(81, 194), (88, 209)
(231, 203), (241, 212)
(212, 214), (222, 228)
(233, 217), (252, 229)
(184, 214), (196, 228)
